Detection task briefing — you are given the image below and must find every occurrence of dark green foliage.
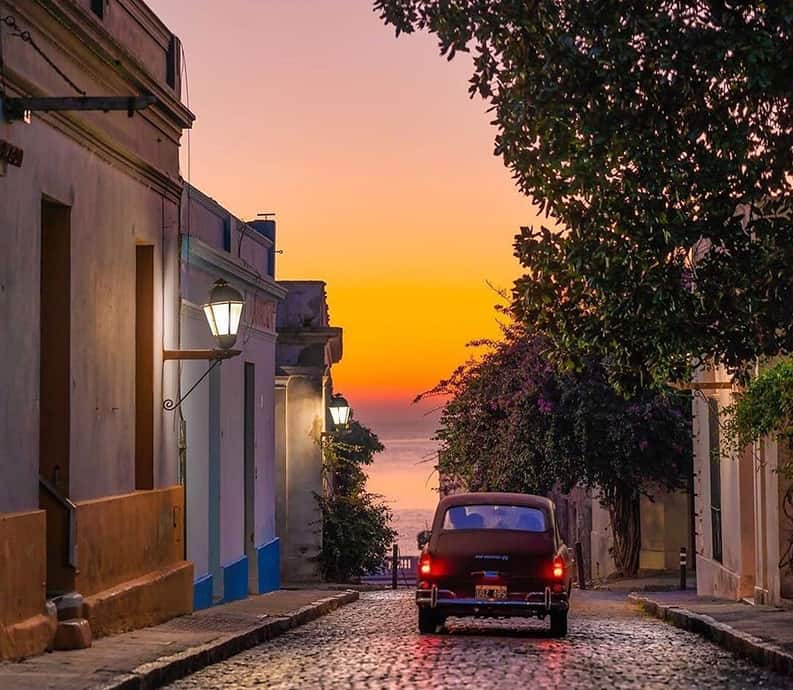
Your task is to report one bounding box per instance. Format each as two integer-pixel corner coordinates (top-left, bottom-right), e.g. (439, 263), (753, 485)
(316, 420), (397, 582)
(419, 324), (692, 574)
(376, 1), (793, 386)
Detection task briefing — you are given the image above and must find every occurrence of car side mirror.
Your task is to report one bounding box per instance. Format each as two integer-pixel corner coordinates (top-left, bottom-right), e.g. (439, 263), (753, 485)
(417, 530), (431, 550)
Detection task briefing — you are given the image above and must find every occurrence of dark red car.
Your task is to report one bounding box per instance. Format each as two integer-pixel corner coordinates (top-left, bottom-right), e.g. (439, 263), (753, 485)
(415, 492), (572, 636)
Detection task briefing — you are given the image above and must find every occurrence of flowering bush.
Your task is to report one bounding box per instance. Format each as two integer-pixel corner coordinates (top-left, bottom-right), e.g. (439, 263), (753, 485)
(419, 324), (692, 575)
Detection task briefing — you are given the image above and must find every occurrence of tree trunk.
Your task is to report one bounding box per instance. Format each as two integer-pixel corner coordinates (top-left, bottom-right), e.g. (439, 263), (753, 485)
(609, 487), (641, 576)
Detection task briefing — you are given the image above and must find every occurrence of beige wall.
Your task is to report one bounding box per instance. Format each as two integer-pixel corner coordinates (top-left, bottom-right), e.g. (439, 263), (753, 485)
(692, 366), (756, 601)
(639, 489), (690, 571)
(0, 0), (191, 508)
(0, 0), (192, 653)
(752, 436), (793, 605)
(278, 373), (325, 581)
(590, 496), (616, 579)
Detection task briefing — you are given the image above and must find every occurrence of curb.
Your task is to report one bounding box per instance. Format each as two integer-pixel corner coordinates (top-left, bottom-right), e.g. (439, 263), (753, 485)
(594, 583), (695, 593)
(99, 591), (359, 690)
(629, 593), (793, 677)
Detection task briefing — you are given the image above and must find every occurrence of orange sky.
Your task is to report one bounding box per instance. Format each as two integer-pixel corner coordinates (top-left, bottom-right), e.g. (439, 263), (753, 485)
(149, 0), (541, 422)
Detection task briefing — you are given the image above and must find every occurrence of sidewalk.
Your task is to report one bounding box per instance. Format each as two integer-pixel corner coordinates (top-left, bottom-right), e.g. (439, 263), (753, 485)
(0, 589), (358, 690)
(630, 590), (793, 677)
(591, 573), (696, 592)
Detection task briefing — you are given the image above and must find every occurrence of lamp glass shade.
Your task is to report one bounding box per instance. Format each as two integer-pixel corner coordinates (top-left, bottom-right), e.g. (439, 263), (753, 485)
(203, 280), (244, 349)
(328, 395), (351, 428)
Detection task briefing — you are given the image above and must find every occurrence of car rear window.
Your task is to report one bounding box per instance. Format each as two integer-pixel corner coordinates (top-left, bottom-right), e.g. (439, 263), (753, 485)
(441, 505), (547, 532)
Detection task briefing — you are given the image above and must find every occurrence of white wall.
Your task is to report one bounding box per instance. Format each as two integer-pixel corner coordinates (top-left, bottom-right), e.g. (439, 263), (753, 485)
(252, 334), (278, 547)
(182, 306), (212, 579)
(180, 187), (283, 594)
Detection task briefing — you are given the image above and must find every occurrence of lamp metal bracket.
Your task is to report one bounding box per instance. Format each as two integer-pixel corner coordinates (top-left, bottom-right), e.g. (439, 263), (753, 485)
(2, 94), (157, 122)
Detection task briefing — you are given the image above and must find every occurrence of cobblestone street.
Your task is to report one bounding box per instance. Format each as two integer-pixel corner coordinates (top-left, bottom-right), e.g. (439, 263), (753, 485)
(168, 590), (791, 689)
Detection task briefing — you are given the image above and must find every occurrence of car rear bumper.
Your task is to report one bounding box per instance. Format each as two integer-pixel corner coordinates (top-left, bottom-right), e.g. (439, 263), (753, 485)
(416, 586), (568, 617)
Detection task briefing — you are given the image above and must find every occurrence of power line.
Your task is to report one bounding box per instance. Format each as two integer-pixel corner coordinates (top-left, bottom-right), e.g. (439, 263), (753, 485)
(1, 14), (85, 95)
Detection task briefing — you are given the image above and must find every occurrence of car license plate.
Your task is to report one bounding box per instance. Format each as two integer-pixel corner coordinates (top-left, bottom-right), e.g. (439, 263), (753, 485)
(475, 585), (507, 600)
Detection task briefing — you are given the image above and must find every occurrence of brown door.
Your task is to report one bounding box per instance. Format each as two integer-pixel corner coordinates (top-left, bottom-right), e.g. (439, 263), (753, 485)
(39, 199), (74, 595)
(135, 245), (154, 490)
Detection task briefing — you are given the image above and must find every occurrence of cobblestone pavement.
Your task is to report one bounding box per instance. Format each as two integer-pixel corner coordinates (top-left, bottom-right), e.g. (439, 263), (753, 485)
(168, 590), (791, 689)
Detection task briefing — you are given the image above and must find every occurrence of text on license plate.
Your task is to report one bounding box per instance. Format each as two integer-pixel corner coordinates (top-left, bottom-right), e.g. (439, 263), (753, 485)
(475, 585), (507, 599)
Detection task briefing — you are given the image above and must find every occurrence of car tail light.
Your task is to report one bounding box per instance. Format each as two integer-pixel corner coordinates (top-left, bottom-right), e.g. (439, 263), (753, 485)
(552, 556), (564, 579)
(419, 554), (431, 577)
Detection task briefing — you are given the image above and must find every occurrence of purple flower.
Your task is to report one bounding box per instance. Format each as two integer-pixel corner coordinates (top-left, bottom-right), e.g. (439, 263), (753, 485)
(639, 439), (648, 451)
(537, 397), (554, 414)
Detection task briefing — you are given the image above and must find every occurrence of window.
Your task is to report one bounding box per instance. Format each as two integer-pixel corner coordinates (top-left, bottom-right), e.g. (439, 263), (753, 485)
(91, 0), (104, 19)
(223, 218), (232, 252)
(443, 505), (547, 532)
(708, 397), (723, 562)
(166, 35), (178, 90)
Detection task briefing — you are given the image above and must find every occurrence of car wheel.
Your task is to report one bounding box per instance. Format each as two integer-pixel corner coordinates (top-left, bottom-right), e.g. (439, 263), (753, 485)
(549, 610), (568, 637)
(417, 607), (440, 634)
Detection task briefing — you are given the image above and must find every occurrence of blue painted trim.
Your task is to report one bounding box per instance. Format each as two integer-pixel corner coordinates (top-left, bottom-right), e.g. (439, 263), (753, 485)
(256, 537), (280, 594)
(193, 573), (213, 611)
(222, 554), (249, 603)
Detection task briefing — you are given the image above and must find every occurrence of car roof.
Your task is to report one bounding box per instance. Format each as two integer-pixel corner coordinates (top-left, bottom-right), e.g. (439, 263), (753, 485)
(436, 492), (554, 511)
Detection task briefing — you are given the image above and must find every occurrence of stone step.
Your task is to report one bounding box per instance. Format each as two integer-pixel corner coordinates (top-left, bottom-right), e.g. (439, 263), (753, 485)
(53, 618), (92, 651)
(50, 592), (84, 621)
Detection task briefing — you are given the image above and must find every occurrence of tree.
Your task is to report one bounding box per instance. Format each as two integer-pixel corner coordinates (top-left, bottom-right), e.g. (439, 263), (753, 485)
(419, 324), (692, 575)
(316, 419), (397, 582)
(376, 1), (793, 385)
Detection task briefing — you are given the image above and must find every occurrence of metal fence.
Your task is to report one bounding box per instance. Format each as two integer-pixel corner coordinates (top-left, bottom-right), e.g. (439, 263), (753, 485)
(362, 554), (419, 587)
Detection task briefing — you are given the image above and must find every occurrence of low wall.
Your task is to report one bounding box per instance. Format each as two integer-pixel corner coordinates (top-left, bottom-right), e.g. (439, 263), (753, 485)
(0, 510), (54, 659)
(74, 487), (192, 636)
(257, 538), (280, 594)
(696, 553), (747, 600)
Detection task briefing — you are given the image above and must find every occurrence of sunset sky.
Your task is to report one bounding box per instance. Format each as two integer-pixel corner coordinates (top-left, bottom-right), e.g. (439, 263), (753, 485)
(149, 0), (540, 458)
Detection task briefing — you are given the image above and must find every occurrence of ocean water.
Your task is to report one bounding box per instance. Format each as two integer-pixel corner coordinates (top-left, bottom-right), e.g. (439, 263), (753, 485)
(390, 508), (435, 557)
(364, 434), (439, 558)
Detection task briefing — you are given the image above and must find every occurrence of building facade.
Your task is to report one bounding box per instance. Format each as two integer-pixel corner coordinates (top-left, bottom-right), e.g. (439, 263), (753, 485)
(692, 364), (793, 605)
(0, 0), (193, 658)
(587, 489), (692, 581)
(179, 186), (286, 608)
(274, 281), (343, 582)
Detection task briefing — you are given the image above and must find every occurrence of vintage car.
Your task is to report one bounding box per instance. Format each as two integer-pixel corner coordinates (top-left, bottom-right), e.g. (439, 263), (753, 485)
(415, 492), (572, 636)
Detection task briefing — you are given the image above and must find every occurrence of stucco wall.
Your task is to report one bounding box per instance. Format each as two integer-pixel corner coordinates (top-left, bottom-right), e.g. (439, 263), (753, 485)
(692, 369), (755, 600)
(182, 306), (213, 581)
(74, 486), (186, 596)
(253, 335), (278, 547)
(0, 0), (189, 512)
(0, 115), (182, 506)
(0, 511), (47, 625)
(0, 510), (51, 660)
(277, 281), (329, 329)
(280, 374), (324, 581)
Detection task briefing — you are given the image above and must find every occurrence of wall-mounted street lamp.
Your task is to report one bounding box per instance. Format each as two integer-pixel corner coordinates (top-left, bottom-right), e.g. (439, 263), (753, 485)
(163, 279), (245, 410)
(328, 394), (351, 431)
(202, 279), (245, 351)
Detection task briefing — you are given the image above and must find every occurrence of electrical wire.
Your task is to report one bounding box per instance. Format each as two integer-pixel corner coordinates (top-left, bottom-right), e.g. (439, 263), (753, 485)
(1, 14), (84, 95)
(0, 6), (7, 97)
(180, 41), (191, 262)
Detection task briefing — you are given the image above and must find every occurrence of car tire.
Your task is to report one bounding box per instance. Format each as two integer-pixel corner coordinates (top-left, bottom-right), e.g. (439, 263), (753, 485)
(549, 610), (568, 637)
(417, 607), (440, 634)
